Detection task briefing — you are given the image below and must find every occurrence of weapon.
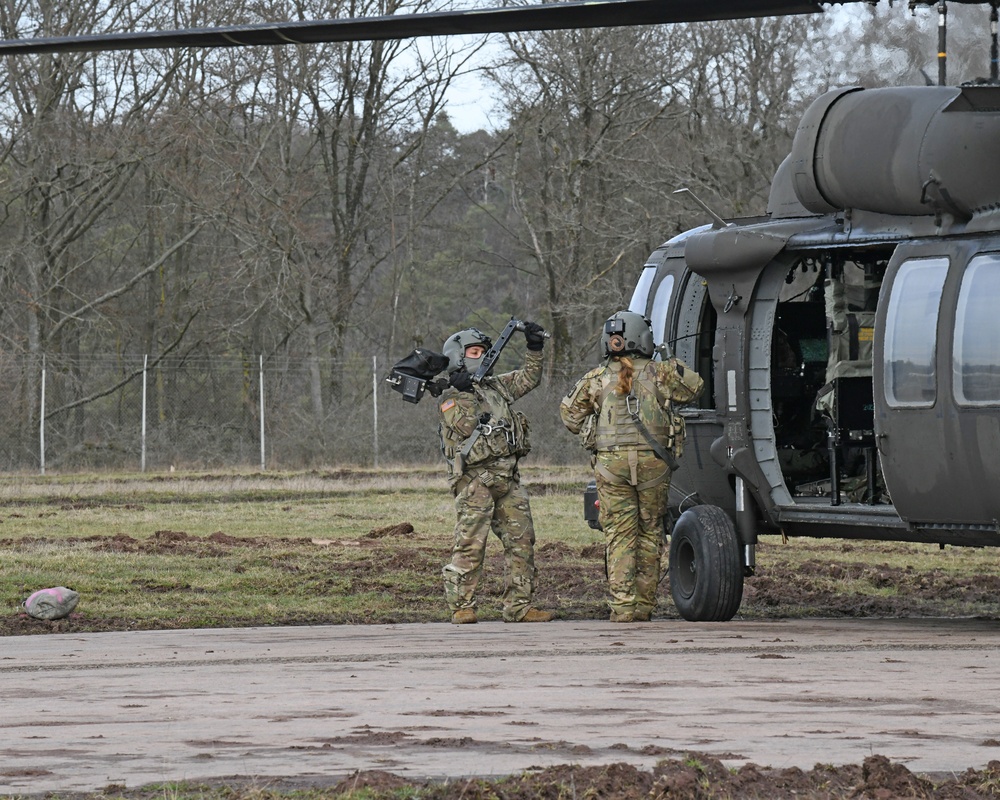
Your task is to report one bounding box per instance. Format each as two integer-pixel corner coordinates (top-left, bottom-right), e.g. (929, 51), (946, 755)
(472, 318), (551, 384)
(385, 348), (450, 404)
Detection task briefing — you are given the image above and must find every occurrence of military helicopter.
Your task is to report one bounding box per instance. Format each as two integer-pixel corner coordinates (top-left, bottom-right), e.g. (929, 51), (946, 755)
(3, 0), (1000, 623)
(610, 3), (1000, 623)
(617, 71), (1000, 623)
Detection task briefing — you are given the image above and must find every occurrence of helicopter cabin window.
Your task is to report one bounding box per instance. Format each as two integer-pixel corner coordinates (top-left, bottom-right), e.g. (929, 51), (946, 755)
(628, 266), (656, 315)
(649, 275), (675, 347)
(954, 254), (1000, 406)
(884, 258), (948, 408)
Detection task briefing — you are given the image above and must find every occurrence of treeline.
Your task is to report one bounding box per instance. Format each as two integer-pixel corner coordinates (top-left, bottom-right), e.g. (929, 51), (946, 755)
(0, 1), (990, 468)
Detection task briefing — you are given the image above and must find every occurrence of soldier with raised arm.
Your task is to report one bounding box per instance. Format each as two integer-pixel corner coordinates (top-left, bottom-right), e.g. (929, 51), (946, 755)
(437, 321), (554, 625)
(560, 311), (703, 622)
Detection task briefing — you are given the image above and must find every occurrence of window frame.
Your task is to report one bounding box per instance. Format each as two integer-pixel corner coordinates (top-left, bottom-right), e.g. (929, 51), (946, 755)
(883, 256), (948, 409)
(953, 252), (1000, 407)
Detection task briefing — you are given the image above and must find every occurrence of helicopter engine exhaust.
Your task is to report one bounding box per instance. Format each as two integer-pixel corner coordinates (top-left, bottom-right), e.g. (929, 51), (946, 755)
(785, 85), (1000, 222)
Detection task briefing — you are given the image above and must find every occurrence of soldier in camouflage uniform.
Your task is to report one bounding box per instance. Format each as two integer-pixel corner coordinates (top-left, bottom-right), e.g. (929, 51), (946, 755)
(437, 322), (554, 625)
(560, 311), (703, 623)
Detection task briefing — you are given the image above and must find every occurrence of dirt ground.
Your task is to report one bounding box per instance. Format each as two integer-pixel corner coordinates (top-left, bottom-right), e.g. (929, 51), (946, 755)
(87, 756), (1000, 799)
(7, 531), (1000, 798)
(319, 756), (1000, 799)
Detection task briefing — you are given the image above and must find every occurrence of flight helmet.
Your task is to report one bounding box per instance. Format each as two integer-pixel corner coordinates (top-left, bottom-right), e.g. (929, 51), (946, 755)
(443, 327), (493, 374)
(602, 311), (655, 358)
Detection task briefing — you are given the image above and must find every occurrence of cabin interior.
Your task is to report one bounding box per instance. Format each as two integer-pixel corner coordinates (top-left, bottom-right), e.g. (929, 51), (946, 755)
(770, 251), (890, 504)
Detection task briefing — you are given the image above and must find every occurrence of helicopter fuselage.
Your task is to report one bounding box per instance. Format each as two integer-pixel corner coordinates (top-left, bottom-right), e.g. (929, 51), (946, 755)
(631, 84), (1000, 560)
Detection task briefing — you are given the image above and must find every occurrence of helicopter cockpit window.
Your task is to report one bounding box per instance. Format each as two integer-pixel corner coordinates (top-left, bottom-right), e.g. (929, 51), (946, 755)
(649, 275), (675, 348)
(628, 266), (656, 315)
(884, 258), (948, 408)
(954, 254), (1000, 406)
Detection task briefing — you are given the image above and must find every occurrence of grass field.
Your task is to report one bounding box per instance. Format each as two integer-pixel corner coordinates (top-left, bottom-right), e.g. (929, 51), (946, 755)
(3, 464), (1000, 634)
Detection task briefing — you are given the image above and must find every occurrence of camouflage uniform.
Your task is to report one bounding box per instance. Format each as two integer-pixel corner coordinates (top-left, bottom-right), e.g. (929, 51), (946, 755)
(438, 349), (542, 621)
(560, 356), (703, 621)
(815, 275), (877, 419)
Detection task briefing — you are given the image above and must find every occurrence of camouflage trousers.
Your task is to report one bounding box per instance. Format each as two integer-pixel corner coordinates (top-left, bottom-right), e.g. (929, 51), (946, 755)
(443, 467), (537, 622)
(594, 448), (670, 619)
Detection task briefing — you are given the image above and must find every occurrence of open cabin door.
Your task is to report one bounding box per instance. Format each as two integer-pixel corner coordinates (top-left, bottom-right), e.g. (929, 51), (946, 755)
(875, 243), (1000, 526)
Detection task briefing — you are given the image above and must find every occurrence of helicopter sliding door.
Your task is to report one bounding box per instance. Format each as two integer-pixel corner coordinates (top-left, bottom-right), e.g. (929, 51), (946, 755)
(875, 243), (1000, 525)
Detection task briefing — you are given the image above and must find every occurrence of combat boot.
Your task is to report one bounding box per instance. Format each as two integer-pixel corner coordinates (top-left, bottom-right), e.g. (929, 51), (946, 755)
(451, 609), (478, 624)
(511, 608), (553, 623)
(609, 610), (634, 623)
(633, 609), (652, 622)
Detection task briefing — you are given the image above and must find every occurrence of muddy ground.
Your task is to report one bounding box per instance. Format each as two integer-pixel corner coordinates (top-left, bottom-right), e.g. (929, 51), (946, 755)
(313, 756), (1000, 799)
(54, 754), (1000, 799)
(6, 531), (1000, 798)
(5, 530), (1000, 634)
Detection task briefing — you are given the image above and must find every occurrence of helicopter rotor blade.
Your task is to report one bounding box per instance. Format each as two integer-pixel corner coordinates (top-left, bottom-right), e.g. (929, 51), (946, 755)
(0, 0), (824, 56)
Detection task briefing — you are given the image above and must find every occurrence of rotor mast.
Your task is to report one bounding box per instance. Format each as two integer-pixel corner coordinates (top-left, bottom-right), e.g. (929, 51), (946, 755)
(908, 0), (1000, 85)
(939, 0), (948, 84)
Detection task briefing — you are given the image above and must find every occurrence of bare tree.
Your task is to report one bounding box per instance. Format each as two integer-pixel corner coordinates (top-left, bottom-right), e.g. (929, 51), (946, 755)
(663, 16), (822, 219)
(0, 0), (199, 454)
(485, 24), (695, 363)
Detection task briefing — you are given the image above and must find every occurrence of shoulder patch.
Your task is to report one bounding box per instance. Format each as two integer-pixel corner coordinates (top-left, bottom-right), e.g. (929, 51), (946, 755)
(440, 399), (456, 412)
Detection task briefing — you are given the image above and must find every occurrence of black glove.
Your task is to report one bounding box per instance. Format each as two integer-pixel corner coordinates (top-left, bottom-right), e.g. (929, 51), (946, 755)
(449, 370), (474, 393)
(523, 321), (546, 351)
(426, 378), (448, 398)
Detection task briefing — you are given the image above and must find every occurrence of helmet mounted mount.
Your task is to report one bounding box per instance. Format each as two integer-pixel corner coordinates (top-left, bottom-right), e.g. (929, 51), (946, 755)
(601, 311), (655, 359)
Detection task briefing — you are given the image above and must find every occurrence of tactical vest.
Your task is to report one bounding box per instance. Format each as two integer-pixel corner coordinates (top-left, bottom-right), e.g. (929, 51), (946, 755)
(439, 382), (530, 476)
(593, 361), (672, 451)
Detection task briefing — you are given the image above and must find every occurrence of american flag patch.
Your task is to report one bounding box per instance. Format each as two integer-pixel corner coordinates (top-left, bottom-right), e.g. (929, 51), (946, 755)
(440, 399), (456, 412)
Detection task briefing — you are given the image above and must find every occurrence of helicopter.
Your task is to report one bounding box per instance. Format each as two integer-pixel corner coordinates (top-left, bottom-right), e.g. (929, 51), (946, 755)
(569, 2), (1000, 624)
(3, 0), (1000, 623)
(613, 72), (1000, 623)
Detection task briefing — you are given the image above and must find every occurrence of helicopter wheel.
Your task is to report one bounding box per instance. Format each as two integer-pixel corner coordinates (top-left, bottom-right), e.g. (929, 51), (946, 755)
(668, 505), (744, 622)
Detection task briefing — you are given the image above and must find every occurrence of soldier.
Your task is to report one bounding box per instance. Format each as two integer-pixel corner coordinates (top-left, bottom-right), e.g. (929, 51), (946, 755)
(437, 322), (554, 625)
(560, 311), (703, 623)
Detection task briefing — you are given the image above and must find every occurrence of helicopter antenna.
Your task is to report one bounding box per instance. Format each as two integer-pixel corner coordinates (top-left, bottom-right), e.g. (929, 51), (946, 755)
(672, 188), (732, 229)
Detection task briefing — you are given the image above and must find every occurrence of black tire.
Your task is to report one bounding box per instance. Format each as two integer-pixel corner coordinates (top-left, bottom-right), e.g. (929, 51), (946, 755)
(668, 505), (744, 621)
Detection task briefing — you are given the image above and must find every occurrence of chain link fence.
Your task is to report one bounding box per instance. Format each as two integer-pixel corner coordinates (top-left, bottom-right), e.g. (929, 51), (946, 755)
(0, 353), (596, 473)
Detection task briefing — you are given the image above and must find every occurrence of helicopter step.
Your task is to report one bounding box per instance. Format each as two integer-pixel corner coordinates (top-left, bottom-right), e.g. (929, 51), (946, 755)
(775, 499), (1000, 548)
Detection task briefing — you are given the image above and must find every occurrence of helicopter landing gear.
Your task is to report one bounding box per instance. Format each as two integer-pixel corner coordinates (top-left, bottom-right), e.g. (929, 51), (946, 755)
(669, 505), (744, 622)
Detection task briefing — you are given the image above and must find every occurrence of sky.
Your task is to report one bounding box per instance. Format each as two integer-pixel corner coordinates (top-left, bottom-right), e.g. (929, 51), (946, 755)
(443, 66), (499, 132)
(421, 32), (504, 134)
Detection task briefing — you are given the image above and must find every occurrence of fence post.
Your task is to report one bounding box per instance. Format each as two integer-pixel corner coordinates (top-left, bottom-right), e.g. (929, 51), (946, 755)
(39, 355), (46, 476)
(259, 355), (265, 471)
(373, 355), (379, 468)
(141, 354), (148, 473)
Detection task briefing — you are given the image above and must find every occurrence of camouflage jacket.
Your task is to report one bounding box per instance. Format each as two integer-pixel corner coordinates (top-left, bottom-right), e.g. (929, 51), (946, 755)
(825, 276), (875, 382)
(438, 349), (542, 481)
(559, 356), (703, 454)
